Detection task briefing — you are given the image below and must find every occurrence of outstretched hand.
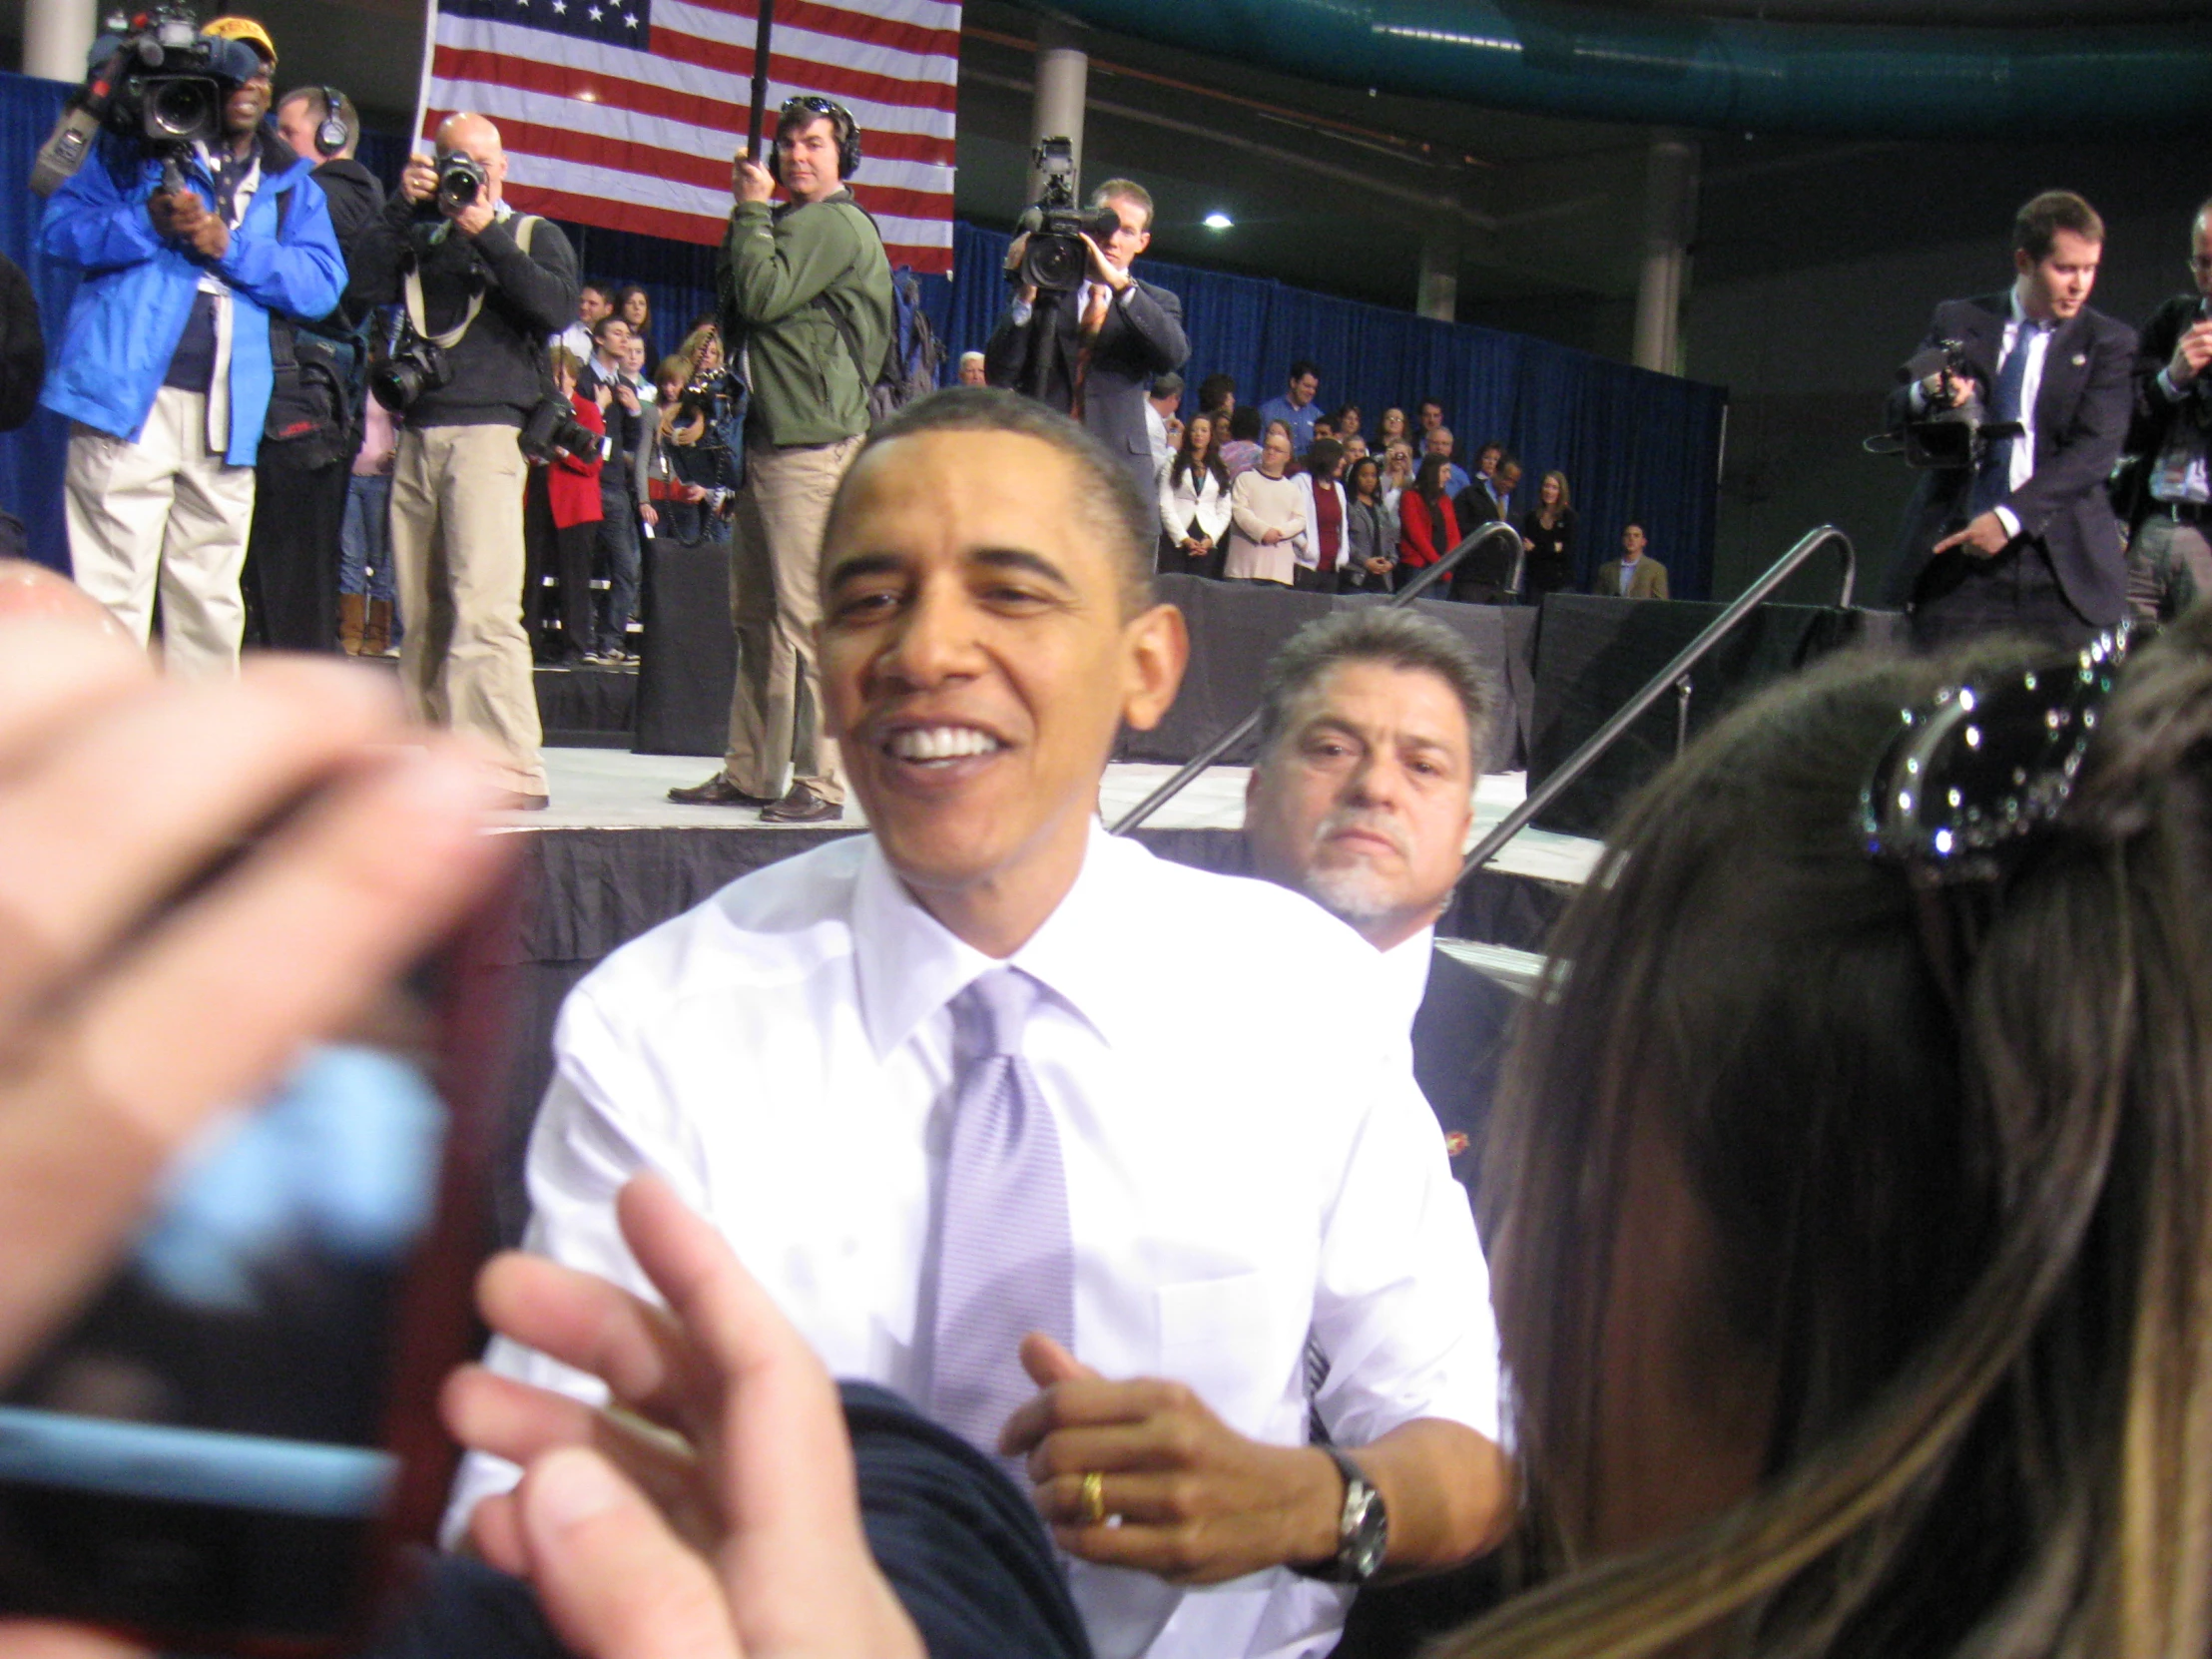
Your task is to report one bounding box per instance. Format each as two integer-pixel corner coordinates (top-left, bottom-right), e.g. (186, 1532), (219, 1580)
(442, 1175), (924, 1659)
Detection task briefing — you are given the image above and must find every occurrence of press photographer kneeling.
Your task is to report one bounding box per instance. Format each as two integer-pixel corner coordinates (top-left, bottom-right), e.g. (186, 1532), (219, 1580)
(347, 112), (578, 810)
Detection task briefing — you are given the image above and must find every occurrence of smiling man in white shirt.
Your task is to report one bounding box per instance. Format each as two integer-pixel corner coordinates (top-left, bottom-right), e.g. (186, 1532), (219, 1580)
(449, 386), (1512, 1659)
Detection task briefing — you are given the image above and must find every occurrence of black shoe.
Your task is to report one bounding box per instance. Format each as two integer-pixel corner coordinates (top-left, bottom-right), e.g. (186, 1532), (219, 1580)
(667, 773), (780, 808)
(759, 783), (843, 825)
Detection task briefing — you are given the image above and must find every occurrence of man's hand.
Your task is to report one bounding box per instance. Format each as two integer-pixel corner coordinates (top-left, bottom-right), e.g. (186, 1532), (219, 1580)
(1366, 557), (1391, 577)
(2169, 318), (2212, 388)
(639, 503), (658, 528)
(1934, 510), (2014, 559)
(614, 382), (640, 415)
(146, 191), (185, 241)
(731, 149), (775, 207)
(168, 194), (228, 261)
(399, 153), (438, 206)
(999, 1336), (1341, 1585)
(593, 381), (614, 411)
(1079, 234), (1130, 292)
(449, 196), (496, 238)
(440, 1175), (925, 1659)
(1921, 371), (1974, 408)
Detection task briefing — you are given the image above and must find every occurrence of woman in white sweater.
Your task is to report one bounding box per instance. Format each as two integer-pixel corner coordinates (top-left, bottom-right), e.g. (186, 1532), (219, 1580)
(1156, 410), (1233, 578)
(1223, 427), (1306, 584)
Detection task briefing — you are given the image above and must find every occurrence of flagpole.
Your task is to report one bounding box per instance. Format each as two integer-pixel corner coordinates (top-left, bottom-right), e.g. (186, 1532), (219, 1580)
(411, 0), (440, 157)
(745, 0), (776, 165)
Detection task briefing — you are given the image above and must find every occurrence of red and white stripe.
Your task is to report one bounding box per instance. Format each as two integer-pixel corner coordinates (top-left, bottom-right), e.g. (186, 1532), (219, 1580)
(417, 0), (959, 270)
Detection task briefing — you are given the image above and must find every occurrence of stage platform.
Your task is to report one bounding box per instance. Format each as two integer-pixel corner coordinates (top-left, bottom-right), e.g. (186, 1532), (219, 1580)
(473, 748), (1596, 1244)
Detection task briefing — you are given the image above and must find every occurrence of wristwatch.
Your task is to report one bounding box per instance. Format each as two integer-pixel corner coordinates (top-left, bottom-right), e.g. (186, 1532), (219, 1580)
(1293, 1445), (1388, 1583)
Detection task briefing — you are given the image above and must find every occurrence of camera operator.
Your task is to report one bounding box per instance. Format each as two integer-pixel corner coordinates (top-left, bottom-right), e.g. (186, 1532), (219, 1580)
(1882, 191), (2134, 650)
(346, 112), (579, 811)
(2113, 195), (2212, 622)
(242, 83), (385, 653)
(983, 173), (1188, 495)
(666, 96), (890, 823)
(38, 15), (343, 679)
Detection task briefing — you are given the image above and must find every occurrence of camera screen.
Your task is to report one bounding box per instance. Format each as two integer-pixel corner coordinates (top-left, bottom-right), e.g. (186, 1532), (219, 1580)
(0, 1037), (448, 1646)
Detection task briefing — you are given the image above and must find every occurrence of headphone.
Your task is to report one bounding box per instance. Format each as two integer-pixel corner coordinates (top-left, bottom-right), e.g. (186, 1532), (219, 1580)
(313, 86), (348, 158)
(765, 96), (860, 187)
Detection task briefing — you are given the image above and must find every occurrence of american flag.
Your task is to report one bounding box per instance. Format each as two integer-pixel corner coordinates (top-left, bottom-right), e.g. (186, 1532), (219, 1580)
(418, 0), (959, 272)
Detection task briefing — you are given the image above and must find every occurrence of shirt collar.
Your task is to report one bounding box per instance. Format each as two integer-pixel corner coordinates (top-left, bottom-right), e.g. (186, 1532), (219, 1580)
(851, 820), (1141, 1060)
(1381, 925), (1436, 1032)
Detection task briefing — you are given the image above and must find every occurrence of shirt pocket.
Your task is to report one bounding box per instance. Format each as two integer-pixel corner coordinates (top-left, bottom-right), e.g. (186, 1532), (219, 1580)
(1154, 1271), (1276, 1422)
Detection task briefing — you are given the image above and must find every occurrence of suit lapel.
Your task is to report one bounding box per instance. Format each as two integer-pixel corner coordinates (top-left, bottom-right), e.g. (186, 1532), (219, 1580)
(2033, 312), (2089, 441)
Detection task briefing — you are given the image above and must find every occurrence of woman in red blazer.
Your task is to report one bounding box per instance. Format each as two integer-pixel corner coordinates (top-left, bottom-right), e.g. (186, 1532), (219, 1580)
(543, 348), (605, 667)
(1395, 453), (1461, 593)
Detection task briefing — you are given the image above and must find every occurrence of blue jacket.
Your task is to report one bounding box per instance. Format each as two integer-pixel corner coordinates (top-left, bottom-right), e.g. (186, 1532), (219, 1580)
(39, 129), (345, 466)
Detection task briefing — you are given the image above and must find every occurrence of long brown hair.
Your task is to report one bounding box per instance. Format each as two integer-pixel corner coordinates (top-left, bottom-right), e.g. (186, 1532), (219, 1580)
(1450, 613), (2212, 1659)
(1171, 410), (1229, 491)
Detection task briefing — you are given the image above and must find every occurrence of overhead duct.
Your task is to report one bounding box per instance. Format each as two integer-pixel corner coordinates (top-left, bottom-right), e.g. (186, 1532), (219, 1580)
(1030, 1), (2212, 137)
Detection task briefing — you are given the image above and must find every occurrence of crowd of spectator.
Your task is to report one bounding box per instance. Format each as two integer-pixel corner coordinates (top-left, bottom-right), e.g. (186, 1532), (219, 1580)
(1143, 361), (1671, 602)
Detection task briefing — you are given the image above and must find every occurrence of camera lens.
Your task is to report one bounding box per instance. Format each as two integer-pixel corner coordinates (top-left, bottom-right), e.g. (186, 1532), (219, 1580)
(1024, 234), (1085, 294)
(145, 77), (215, 140)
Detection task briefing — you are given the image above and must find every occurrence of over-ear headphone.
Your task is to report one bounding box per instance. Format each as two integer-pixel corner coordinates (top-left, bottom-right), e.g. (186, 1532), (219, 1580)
(313, 86), (348, 158)
(764, 95), (861, 187)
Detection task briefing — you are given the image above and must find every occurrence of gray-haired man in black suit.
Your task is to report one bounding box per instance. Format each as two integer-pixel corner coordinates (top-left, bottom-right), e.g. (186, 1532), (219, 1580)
(1882, 190), (2136, 650)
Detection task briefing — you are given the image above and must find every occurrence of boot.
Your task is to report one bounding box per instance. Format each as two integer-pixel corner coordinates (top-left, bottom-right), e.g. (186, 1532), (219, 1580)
(362, 598), (394, 658)
(337, 592), (366, 655)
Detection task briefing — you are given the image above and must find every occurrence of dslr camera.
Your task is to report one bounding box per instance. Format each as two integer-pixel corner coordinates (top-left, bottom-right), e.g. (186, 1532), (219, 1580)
(30, 3), (263, 197)
(1012, 136), (1121, 295)
(435, 153), (487, 217)
(369, 311), (451, 413)
(519, 390), (599, 465)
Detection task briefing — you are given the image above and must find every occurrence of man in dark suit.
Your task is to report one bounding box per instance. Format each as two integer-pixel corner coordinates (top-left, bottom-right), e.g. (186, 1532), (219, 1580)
(1242, 608), (1519, 1217)
(1883, 191), (2135, 650)
(984, 178), (1189, 494)
(2114, 195), (2212, 622)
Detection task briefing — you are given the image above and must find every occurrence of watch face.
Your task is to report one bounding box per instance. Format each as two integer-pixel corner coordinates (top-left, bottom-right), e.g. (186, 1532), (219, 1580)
(1346, 1481), (1388, 1580)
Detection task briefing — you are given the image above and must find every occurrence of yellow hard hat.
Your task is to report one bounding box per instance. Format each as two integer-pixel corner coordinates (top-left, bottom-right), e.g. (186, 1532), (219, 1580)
(202, 15), (276, 70)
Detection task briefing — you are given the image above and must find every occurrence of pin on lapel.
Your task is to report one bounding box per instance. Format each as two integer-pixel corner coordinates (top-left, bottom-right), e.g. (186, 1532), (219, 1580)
(2072, 352), (2087, 366)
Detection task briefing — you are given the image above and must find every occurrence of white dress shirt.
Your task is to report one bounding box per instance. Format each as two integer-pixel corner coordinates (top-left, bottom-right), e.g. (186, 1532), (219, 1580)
(447, 825), (1501, 1659)
(1380, 927), (1437, 1030)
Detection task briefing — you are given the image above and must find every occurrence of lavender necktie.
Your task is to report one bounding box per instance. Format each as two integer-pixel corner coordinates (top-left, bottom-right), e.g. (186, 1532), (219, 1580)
(926, 967), (1076, 1462)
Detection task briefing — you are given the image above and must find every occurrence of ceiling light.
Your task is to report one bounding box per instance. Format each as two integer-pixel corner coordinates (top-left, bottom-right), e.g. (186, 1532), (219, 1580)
(1203, 212), (1233, 231)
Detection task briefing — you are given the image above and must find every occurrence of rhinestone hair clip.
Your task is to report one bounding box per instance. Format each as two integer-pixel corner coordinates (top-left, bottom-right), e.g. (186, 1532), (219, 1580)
(1862, 625), (2147, 884)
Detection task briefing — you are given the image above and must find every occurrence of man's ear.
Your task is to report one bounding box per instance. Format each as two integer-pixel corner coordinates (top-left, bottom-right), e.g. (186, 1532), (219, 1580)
(1119, 600), (1187, 734)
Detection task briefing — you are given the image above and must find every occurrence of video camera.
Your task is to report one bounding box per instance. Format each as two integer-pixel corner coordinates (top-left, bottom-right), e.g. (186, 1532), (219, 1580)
(1012, 136), (1120, 295)
(30, 3), (263, 198)
(1894, 337), (2008, 471)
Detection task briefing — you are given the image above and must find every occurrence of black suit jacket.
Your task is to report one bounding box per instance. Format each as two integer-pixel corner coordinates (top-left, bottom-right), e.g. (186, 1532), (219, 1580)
(983, 276), (1188, 492)
(2116, 291), (2211, 531)
(1408, 945), (1519, 1229)
(1882, 292), (2136, 626)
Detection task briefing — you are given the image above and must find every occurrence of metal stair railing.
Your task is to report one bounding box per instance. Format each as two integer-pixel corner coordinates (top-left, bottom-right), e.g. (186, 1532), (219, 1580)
(1109, 520), (1529, 835)
(1457, 524), (1857, 881)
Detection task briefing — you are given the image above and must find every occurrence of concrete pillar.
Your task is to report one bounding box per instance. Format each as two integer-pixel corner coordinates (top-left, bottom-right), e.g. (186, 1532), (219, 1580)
(1026, 18), (1088, 205)
(1632, 132), (1698, 375)
(1417, 233), (1458, 323)
(23, 0), (96, 83)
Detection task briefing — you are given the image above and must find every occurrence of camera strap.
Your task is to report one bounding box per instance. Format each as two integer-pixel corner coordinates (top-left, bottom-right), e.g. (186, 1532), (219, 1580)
(402, 213), (540, 350)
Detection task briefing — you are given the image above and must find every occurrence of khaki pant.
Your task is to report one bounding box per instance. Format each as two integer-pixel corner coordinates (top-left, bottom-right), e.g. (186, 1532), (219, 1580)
(2127, 511), (2212, 622)
(722, 434), (862, 804)
(389, 422), (546, 795)
(64, 388), (256, 679)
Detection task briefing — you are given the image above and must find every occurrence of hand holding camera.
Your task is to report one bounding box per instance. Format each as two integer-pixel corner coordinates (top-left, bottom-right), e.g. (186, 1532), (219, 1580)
(401, 149), (495, 234)
(166, 189), (228, 260)
(2169, 317), (2212, 389)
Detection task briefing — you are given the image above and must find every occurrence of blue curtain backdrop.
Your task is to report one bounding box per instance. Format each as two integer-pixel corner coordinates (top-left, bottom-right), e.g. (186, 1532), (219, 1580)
(10, 77), (1725, 597)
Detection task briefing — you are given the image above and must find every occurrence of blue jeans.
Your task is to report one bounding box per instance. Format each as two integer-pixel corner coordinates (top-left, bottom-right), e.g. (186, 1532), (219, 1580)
(339, 473), (396, 606)
(594, 487), (641, 654)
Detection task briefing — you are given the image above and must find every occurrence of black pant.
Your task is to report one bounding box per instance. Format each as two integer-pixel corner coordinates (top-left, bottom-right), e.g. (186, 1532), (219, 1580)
(244, 444), (348, 652)
(1909, 540), (2100, 653)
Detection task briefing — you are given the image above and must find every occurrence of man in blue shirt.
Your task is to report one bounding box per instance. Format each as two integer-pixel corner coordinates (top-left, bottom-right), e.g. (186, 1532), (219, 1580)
(41, 16), (343, 677)
(1259, 358), (1322, 456)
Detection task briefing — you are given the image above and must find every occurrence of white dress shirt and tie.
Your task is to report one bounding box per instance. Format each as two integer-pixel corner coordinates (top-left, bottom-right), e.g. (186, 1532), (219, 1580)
(446, 824), (1501, 1659)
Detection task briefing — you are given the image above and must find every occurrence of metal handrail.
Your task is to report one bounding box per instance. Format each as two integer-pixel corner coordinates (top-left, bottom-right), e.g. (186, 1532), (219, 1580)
(1458, 523), (1857, 879)
(1109, 520), (1528, 835)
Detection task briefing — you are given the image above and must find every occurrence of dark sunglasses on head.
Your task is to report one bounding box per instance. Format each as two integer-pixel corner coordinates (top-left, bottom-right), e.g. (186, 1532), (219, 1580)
(1862, 624), (2147, 884)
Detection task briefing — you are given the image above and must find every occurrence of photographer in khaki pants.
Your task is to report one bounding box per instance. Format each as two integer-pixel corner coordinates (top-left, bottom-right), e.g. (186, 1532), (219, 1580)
(345, 112), (577, 809)
(668, 96), (890, 824)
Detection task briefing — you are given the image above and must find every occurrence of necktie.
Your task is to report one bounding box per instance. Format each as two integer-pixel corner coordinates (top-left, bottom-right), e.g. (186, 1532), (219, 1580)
(1971, 319), (2040, 518)
(1071, 283), (1112, 421)
(926, 967), (1075, 1463)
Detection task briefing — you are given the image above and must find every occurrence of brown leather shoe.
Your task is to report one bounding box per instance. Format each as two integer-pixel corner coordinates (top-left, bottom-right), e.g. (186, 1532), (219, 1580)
(667, 773), (780, 808)
(759, 783), (843, 824)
